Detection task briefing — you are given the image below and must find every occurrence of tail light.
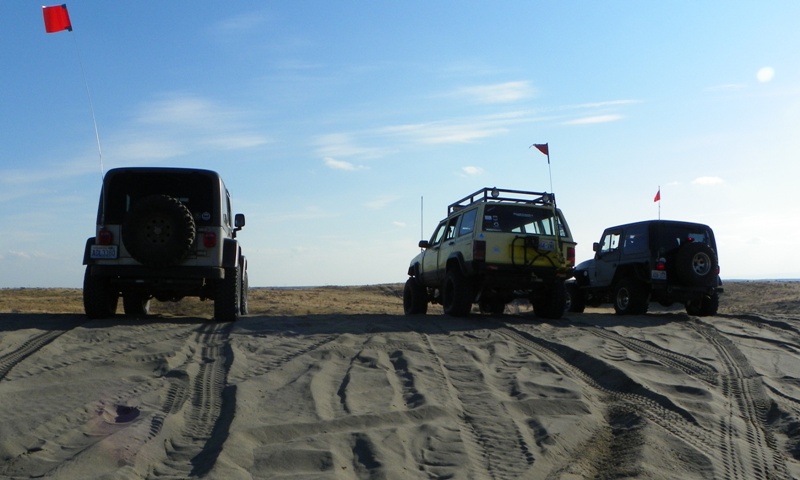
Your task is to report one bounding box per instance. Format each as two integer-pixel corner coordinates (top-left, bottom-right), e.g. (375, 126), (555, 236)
(567, 246), (575, 266)
(473, 240), (486, 261)
(203, 231), (217, 248)
(97, 228), (113, 245)
(655, 257), (667, 271)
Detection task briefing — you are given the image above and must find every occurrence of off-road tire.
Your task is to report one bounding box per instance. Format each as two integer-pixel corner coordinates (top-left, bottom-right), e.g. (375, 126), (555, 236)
(215, 265), (241, 322)
(442, 269), (472, 317)
(565, 282), (586, 313)
(122, 194), (196, 267)
(240, 268), (249, 315)
(403, 277), (429, 315)
(122, 293), (151, 316)
(612, 278), (649, 315)
(686, 291), (719, 316)
(675, 242), (717, 286)
(534, 281), (567, 319)
(83, 266), (119, 319)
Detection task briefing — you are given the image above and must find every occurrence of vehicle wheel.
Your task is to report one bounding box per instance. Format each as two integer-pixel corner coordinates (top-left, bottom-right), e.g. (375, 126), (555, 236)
(83, 266), (119, 319)
(215, 265), (241, 322)
(675, 243), (718, 286)
(686, 291), (719, 316)
(534, 281), (567, 319)
(442, 269), (472, 317)
(240, 268), (249, 315)
(403, 277), (429, 315)
(122, 194), (196, 267)
(122, 292), (151, 316)
(565, 282), (586, 313)
(612, 278), (649, 315)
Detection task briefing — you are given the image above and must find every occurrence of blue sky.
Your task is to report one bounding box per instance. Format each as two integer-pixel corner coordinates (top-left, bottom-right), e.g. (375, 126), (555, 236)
(2, 2), (799, 287)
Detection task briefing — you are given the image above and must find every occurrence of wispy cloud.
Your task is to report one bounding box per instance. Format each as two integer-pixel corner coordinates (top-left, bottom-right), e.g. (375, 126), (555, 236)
(213, 12), (270, 34)
(315, 133), (390, 160)
(462, 166), (484, 176)
(380, 111), (532, 145)
(324, 157), (367, 171)
(453, 81), (535, 104)
(364, 195), (399, 209)
(563, 114), (624, 125)
(692, 176), (724, 186)
(571, 99), (641, 109)
(123, 93), (270, 160)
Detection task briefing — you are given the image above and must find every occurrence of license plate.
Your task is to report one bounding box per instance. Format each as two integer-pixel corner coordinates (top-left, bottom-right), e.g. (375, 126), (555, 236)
(538, 240), (556, 251)
(90, 245), (118, 259)
(651, 270), (667, 280)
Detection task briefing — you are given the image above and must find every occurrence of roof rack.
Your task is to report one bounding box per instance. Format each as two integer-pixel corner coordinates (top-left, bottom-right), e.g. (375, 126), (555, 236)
(448, 187), (556, 214)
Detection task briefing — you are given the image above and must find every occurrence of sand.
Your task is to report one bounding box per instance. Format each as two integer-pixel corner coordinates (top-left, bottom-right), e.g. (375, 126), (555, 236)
(0, 281), (798, 479)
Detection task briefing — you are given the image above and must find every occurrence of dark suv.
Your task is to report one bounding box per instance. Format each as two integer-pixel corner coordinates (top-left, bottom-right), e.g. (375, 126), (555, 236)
(82, 167), (248, 321)
(567, 220), (722, 316)
(404, 188), (576, 318)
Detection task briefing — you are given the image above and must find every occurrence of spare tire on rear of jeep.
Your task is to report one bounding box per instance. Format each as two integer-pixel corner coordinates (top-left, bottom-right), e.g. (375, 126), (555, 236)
(122, 194), (196, 267)
(674, 242), (717, 286)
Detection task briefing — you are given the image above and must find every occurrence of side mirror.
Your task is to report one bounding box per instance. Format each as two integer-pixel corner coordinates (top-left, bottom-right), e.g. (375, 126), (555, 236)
(418, 240), (430, 249)
(592, 242), (600, 252)
(233, 213), (245, 238)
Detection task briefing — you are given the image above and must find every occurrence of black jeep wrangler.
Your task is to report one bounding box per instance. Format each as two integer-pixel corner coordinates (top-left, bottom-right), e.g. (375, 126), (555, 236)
(82, 167), (248, 321)
(567, 220), (722, 316)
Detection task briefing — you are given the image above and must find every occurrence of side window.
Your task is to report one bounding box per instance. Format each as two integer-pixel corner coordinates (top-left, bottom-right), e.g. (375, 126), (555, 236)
(444, 216), (459, 240)
(430, 222), (447, 246)
(458, 209), (478, 236)
(623, 224), (648, 254)
(600, 232), (621, 253)
(225, 190), (233, 228)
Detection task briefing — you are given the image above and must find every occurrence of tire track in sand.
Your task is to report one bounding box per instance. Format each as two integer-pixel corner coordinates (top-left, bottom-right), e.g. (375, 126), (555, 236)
(690, 318), (791, 480)
(0, 315), (90, 381)
(153, 322), (236, 478)
(421, 325), (537, 479)
(0, 329), (70, 381)
(494, 323), (719, 463)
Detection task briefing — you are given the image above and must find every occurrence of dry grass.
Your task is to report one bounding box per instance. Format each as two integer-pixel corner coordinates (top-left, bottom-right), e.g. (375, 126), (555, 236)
(0, 284), (406, 317)
(0, 281), (797, 317)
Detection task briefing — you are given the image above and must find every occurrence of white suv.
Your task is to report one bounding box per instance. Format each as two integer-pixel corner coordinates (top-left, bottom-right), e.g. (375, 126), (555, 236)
(82, 167), (248, 321)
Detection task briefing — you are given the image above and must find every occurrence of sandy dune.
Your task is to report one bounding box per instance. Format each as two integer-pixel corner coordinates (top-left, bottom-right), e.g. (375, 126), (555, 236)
(0, 281), (798, 479)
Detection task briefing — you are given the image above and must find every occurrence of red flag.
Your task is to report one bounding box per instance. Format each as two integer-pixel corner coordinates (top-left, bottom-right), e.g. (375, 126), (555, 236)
(653, 189), (661, 202)
(43, 4), (72, 33)
(532, 143), (549, 156)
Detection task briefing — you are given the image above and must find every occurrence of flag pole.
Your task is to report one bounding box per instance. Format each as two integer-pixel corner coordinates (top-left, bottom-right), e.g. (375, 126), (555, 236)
(530, 142), (553, 196)
(530, 142), (562, 259)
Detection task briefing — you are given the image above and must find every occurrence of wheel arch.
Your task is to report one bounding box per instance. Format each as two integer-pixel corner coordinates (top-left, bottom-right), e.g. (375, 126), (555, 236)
(445, 252), (467, 275)
(222, 238), (241, 269)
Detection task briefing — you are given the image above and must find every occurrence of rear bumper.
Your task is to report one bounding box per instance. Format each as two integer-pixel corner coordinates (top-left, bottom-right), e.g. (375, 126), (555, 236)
(89, 264), (225, 281)
(473, 262), (573, 288)
(650, 282), (723, 302)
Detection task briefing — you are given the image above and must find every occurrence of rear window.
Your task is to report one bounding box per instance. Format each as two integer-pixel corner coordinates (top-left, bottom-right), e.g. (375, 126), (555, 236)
(482, 205), (565, 236)
(653, 224), (715, 253)
(100, 171), (217, 225)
